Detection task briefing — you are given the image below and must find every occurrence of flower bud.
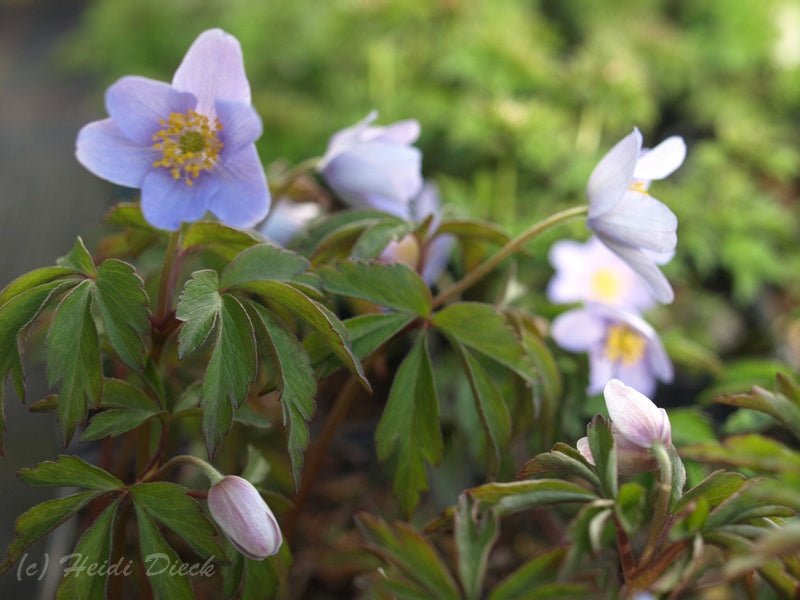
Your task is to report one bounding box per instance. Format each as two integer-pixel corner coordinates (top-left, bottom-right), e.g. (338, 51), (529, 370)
(207, 476), (282, 559)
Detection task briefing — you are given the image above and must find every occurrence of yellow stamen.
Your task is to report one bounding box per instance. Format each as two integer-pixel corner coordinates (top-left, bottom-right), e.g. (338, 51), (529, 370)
(629, 180), (648, 193)
(152, 110), (223, 186)
(590, 268), (620, 303)
(605, 324), (646, 366)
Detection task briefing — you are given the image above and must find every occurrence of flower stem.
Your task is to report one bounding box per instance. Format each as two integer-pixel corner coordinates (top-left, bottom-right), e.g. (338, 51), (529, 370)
(431, 205), (588, 308)
(141, 454), (223, 485)
(270, 156), (322, 199)
(640, 443), (673, 565)
(155, 230), (182, 322)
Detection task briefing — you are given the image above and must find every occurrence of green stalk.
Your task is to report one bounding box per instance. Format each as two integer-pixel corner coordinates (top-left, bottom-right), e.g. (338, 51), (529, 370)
(431, 205), (588, 308)
(640, 443), (673, 566)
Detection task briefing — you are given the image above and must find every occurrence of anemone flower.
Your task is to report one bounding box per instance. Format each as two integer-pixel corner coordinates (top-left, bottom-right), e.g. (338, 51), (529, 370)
(551, 303), (672, 396)
(587, 129), (685, 304)
(259, 199), (321, 247)
(547, 236), (656, 312)
(318, 111), (422, 214)
(576, 379), (672, 475)
(76, 29), (269, 231)
(207, 475), (282, 559)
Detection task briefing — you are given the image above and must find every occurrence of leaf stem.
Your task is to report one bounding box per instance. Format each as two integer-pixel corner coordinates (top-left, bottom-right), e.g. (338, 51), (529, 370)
(155, 230), (182, 323)
(431, 205), (588, 308)
(640, 443), (672, 566)
(140, 453), (223, 485)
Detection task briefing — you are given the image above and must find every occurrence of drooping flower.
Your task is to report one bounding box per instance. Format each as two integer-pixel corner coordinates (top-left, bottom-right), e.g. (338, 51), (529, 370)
(379, 182), (454, 285)
(259, 199), (321, 247)
(207, 475), (282, 559)
(551, 303), (672, 397)
(576, 379), (672, 474)
(318, 111), (423, 214)
(547, 236), (656, 312)
(586, 129), (685, 304)
(76, 29), (269, 231)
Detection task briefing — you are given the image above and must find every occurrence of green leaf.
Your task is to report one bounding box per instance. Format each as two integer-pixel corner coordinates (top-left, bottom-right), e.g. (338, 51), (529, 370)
(488, 549), (570, 600)
(0, 491), (103, 574)
(46, 281), (102, 444)
(220, 244), (309, 290)
(0, 278), (73, 453)
(432, 303), (536, 381)
(356, 513), (460, 600)
(181, 221), (262, 261)
(318, 261), (432, 316)
(81, 378), (161, 441)
(715, 387), (800, 441)
(681, 434), (800, 473)
(134, 504), (193, 599)
(675, 470), (746, 513)
(19, 455), (124, 490)
(104, 202), (157, 230)
(176, 270), (222, 359)
(587, 415), (617, 499)
(57, 499), (120, 600)
(202, 295), (257, 455)
(467, 479), (597, 516)
(131, 482), (225, 559)
(375, 332), (442, 513)
(240, 280), (369, 390)
(306, 312), (413, 379)
(435, 218), (510, 246)
(454, 494), (499, 600)
(0, 266), (80, 308)
(704, 480), (799, 531)
(517, 444), (602, 491)
(248, 303), (316, 488)
(58, 237), (96, 276)
(457, 344), (511, 475)
(93, 259), (150, 369)
(351, 221), (413, 259)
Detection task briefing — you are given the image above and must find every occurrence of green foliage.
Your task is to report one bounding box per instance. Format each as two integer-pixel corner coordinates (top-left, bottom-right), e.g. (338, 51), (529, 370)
(375, 332), (442, 514)
(81, 378), (163, 441)
(454, 494), (499, 600)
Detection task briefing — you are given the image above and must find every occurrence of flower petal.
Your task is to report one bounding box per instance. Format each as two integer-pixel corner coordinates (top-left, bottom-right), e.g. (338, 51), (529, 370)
(105, 76), (196, 145)
(597, 237), (674, 304)
(378, 119), (421, 145)
(614, 361), (657, 398)
(260, 200), (321, 246)
(604, 379), (668, 448)
(552, 308), (606, 352)
(321, 141), (423, 210)
(216, 99), (263, 153)
(172, 29), (251, 115)
(207, 144), (270, 228)
(422, 234), (454, 284)
(140, 169), (217, 231)
(576, 437), (595, 465)
(646, 333), (674, 383)
(319, 111), (379, 167)
(634, 136), (686, 181)
(76, 119), (158, 188)
(587, 346), (615, 394)
(587, 128), (642, 218)
(589, 191), (677, 254)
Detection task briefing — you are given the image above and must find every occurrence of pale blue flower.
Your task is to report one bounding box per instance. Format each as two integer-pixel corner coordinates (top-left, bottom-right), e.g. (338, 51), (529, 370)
(547, 236), (656, 312)
(76, 29), (269, 231)
(587, 130), (685, 304)
(576, 379), (672, 475)
(259, 199), (321, 246)
(552, 303), (672, 397)
(318, 111), (422, 213)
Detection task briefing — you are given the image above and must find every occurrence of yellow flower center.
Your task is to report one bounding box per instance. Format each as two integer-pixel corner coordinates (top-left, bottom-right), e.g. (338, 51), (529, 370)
(629, 180), (648, 193)
(152, 110), (223, 186)
(590, 268), (620, 303)
(605, 324), (646, 366)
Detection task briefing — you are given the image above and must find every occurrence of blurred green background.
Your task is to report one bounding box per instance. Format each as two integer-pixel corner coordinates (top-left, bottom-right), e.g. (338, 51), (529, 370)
(60, 0), (800, 370)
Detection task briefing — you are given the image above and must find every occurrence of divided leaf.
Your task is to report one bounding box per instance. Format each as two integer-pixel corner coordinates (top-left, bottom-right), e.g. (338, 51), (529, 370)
(220, 244), (309, 290)
(131, 482), (225, 559)
(176, 270), (222, 359)
(318, 261), (432, 316)
(375, 332), (442, 513)
(93, 259), (150, 369)
(81, 378), (162, 441)
(181, 221), (262, 261)
(432, 303), (537, 381)
(46, 281), (102, 444)
(19, 455), (124, 490)
(455, 495), (499, 600)
(58, 237), (96, 277)
(134, 504), (193, 599)
(249, 303), (316, 488)
(467, 480), (597, 517)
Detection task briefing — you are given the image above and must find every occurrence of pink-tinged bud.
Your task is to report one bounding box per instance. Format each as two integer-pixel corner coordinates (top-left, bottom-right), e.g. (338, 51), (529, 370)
(207, 476), (282, 559)
(577, 379), (672, 475)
